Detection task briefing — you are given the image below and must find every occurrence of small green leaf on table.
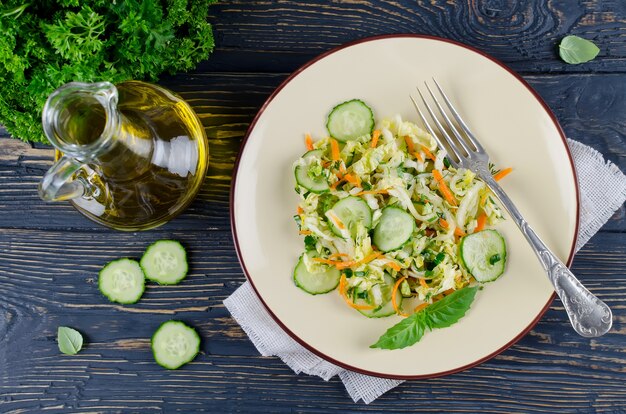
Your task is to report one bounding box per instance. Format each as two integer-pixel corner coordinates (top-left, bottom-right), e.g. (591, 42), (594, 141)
(370, 286), (479, 350)
(58, 326), (84, 355)
(559, 36), (600, 64)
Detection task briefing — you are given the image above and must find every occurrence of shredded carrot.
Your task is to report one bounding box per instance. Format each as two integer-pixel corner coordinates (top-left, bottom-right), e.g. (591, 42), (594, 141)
(421, 145), (436, 161)
(327, 211), (346, 230)
(391, 277), (408, 317)
(454, 227), (466, 237)
(413, 151), (424, 163)
(330, 179), (344, 190)
(299, 230), (312, 235)
(440, 218), (465, 236)
(336, 261), (357, 270)
(432, 169), (457, 206)
(493, 167), (513, 182)
(328, 253), (349, 260)
(443, 288), (455, 296)
(475, 213), (487, 232)
(371, 130), (381, 148)
(322, 160), (331, 168)
(313, 257), (340, 266)
(361, 251), (382, 264)
(305, 133), (314, 151)
(404, 136), (415, 154)
(439, 218), (449, 228)
(330, 138), (340, 161)
(339, 275), (375, 310)
(385, 260), (402, 272)
(432, 293), (444, 302)
(343, 173), (361, 187)
(419, 278), (428, 289)
(296, 206), (304, 214)
(414, 303), (429, 313)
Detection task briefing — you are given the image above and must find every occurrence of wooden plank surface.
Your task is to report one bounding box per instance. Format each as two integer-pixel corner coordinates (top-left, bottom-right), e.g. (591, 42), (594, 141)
(1, 1), (625, 413)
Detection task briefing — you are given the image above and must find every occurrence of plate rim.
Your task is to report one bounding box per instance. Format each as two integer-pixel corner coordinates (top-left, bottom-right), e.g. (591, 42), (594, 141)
(230, 34), (580, 380)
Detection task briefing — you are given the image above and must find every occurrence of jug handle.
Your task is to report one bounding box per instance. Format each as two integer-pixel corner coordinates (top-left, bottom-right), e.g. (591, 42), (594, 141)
(39, 155), (85, 202)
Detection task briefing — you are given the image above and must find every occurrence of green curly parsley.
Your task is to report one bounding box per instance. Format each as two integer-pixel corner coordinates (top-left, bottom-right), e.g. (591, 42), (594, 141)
(0, 0), (218, 143)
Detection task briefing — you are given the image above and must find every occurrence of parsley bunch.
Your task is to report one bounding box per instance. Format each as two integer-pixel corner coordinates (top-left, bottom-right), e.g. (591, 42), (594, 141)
(0, 0), (217, 143)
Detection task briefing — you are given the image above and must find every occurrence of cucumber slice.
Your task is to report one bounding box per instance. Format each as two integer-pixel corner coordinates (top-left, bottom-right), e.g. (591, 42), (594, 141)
(140, 240), (188, 285)
(460, 229), (507, 282)
(98, 258), (145, 304)
(355, 273), (403, 318)
(326, 99), (374, 142)
(151, 320), (200, 370)
(294, 149), (329, 193)
(293, 255), (341, 294)
(328, 196), (372, 238)
(373, 206), (415, 252)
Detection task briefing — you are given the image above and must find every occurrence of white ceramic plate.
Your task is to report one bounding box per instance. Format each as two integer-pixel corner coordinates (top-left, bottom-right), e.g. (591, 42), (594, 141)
(231, 35), (579, 379)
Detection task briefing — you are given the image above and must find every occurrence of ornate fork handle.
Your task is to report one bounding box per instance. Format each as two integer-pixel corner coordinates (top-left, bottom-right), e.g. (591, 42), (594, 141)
(482, 173), (613, 337)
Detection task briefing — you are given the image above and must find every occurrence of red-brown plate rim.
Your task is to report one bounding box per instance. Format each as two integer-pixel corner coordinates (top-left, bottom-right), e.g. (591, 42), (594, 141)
(229, 34), (580, 380)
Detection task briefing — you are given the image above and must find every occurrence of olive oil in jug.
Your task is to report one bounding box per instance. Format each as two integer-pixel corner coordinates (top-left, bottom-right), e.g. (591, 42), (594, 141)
(39, 80), (208, 230)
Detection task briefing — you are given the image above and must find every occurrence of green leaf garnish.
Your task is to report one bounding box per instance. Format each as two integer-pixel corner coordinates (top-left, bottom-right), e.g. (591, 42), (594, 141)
(57, 326), (84, 355)
(559, 36), (600, 64)
(370, 286), (479, 350)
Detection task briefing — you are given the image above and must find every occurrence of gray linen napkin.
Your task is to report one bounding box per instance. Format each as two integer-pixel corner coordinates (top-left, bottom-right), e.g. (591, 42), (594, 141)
(224, 138), (626, 404)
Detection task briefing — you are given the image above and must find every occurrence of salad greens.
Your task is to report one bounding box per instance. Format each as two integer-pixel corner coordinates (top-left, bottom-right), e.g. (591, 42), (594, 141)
(0, 0), (218, 143)
(57, 326), (84, 355)
(293, 100), (509, 348)
(559, 35), (600, 64)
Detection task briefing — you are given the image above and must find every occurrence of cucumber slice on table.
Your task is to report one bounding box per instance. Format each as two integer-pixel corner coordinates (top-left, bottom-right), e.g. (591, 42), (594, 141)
(460, 229), (507, 282)
(355, 273), (403, 318)
(326, 99), (375, 142)
(328, 196), (372, 238)
(294, 149), (329, 193)
(372, 206), (415, 252)
(294, 255), (341, 294)
(140, 240), (188, 285)
(151, 320), (200, 370)
(98, 258), (145, 304)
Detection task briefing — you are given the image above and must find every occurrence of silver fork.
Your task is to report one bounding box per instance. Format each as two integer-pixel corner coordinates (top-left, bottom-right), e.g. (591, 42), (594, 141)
(411, 79), (612, 338)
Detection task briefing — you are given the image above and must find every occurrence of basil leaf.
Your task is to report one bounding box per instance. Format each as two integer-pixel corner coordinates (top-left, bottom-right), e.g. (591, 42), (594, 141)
(424, 286), (479, 329)
(57, 326), (83, 355)
(370, 286), (478, 350)
(370, 312), (427, 350)
(559, 36), (600, 64)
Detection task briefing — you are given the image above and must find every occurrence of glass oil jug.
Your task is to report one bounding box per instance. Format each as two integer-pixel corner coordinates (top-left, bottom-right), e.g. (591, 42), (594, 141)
(39, 81), (209, 230)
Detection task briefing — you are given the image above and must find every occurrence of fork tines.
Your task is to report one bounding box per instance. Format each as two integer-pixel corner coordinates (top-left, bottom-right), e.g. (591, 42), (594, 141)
(411, 79), (487, 169)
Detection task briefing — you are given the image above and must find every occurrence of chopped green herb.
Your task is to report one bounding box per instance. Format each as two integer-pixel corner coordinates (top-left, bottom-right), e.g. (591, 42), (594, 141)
(489, 253), (502, 265)
(304, 235), (317, 251)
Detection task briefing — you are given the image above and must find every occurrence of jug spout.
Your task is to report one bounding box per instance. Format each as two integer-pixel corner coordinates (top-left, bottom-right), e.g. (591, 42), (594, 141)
(39, 81), (119, 202)
(42, 81), (119, 158)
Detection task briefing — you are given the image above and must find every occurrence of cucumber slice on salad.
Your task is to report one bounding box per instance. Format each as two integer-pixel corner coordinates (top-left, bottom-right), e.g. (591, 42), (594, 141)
(373, 206), (415, 252)
(460, 229), (507, 282)
(326, 99), (374, 142)
(355, 273), (403, 318)
(294, 149), (330, 193)
(151, 320), (201, 370)
(328, 196), (372, 238)
(293, 255), (341, 294)
(98, 258), (145, 304)
(140, 240), (188, 285)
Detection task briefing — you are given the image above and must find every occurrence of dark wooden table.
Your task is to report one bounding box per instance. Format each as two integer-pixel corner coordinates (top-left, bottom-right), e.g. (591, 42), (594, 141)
(1, 2), (625, 413)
